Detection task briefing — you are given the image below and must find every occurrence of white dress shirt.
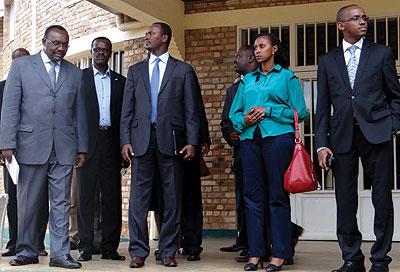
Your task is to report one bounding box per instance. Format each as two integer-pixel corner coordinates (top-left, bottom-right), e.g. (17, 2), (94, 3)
(93, 66), (112, 126)
(342, 38), (364, 66)
(149, 52), (169, 91)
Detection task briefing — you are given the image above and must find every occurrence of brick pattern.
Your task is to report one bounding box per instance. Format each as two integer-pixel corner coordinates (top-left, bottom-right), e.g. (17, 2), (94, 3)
(185, 0), (345, 14)
(2, 0), (116, 75)
(185, 26), (238, 229)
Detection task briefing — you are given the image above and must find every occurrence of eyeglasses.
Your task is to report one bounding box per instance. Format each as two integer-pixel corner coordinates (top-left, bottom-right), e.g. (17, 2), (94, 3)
(92, 47), (111, 53)
(340, 16), (369, 23)
(46, 38), (69, 49)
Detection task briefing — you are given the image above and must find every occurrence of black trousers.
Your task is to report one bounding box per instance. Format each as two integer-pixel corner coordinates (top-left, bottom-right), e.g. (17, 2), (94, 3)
(332, 124), (393, 266)
(234, 167), (248, 248)
(4, 167), (48, 252)
(128, 127), (184, 259)
(77, 130), (122, 253)
(181, 148), (203, 255)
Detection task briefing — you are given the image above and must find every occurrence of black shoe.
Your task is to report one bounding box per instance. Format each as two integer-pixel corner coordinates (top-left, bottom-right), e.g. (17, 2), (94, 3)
(70, 241), (78, 250)
(77, 251), (92, 261)
(2, 248), (16, 257)
(266, 263), (283, 272)
(38, 250), (48, 257)
(369, 263), (389, 272)
(236, 255), (250, 262)
(187, 254), (200, 261)
(220, 243), (246, 252)
(283, 257), (294, 265)
(292, 224), (304, 248)
(49, 254), (82, 269)
(91, 248), (101, 255)
(244, 259), (263, 271)
(101, 251), (126, 261)
(332, 261), (366, 272)
(9, 255), (39, 266)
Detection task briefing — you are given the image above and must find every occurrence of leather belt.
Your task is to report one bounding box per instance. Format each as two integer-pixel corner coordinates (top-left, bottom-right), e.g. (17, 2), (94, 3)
(99, 126), (111, 131)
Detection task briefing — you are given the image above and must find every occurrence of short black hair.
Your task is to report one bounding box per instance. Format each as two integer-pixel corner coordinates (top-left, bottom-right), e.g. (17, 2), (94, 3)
(44, 25), (68, 38)
(255, 32), (289, 68)
(241, 45), (255, 58)
(153, 22), (172, 47)
(11, 48), (30, 60)
(336, 4), (360, 22)
(91, 36), (112, 50)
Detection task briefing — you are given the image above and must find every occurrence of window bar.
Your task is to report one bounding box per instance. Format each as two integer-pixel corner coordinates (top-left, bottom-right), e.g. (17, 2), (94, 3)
(374, 18), (377, 43)
(386, 17), (389, 46)
(336, 23), (340, 47)
(314, 22), (317, 65)
(279, 25), (282, 41)
(303, 23), (306, 66)
(325, 22), (328, 53)
(393, 136), (397, 190)
(247, 28), (250, 46)
(398, 16), (400, 60)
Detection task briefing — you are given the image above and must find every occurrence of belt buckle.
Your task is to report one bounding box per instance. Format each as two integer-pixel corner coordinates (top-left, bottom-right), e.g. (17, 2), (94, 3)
(152, 122), (157, 129)
(99, 126), (110, 130)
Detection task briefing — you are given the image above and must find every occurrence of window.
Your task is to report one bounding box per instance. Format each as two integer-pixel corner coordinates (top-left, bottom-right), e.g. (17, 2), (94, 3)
(112, 50), (124, 75)
(8, 1), (15, 41)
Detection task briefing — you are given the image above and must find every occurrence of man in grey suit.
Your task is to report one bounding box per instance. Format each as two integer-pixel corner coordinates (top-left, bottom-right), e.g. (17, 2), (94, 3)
(120, 22), (200, 268)
(0, 25), (87, 269)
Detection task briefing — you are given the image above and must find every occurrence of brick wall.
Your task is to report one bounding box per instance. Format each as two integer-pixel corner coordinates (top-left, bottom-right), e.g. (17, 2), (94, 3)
(185, 0), (345, 14)
(185, 26), (238, 230)
(2, 0), (116, 75)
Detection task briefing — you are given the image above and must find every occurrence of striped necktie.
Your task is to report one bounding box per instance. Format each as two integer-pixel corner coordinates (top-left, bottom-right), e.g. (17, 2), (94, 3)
(150, 58), (160, 124)
(347, 45), (357, 89)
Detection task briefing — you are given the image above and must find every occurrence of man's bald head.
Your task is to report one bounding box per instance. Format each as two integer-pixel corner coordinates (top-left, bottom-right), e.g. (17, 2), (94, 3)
(11, 48), (30, 60)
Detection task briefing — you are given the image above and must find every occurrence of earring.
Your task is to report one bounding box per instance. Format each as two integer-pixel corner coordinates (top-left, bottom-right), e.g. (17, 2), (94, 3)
(272, 52), (275, 55)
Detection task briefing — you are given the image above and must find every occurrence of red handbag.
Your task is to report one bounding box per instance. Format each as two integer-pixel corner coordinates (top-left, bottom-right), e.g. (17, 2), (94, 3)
(284, 109), (318, 194)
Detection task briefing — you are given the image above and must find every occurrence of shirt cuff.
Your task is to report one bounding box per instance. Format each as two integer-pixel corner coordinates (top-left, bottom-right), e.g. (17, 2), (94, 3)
(317, 147), (327, 153)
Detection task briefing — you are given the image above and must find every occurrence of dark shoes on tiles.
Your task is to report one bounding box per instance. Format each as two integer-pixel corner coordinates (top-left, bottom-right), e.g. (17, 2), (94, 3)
(220, 243), (246, 252)
(332, 261), (366, 272)
(101, 251), (126, 261)
(162, 256), (177, 267)
(187, 253), (201, 261)
(49, 254), (82, 269)
(244, 259), (263, 271)
(129, 256), (145, 268)
(266, 263), (283, 271)
(2, 248), (16, 257)
(38, 250), (48, 257)
(369, 263), (389, 272)
(9, 255), (39, 266)
(77, 251), (92, 261)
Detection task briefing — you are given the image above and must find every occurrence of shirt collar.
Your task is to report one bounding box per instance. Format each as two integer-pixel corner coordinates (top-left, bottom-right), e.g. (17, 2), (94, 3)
(253, 64), (282, 76)
(93, 65), (111, 77)
(40, 50), (61, 66)
(149, 51), (169, 64)
(342, 38), (364, 52)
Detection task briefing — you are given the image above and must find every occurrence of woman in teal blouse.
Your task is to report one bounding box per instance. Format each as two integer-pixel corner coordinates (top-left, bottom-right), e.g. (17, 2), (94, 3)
(229, 33), (307, 271)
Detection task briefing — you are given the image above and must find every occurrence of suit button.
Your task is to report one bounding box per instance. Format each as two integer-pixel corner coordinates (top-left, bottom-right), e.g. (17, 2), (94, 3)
(351, 95), (355, 99)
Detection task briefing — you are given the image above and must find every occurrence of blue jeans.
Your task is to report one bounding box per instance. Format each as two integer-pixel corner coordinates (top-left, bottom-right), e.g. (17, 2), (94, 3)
(240, 127), (294, 258)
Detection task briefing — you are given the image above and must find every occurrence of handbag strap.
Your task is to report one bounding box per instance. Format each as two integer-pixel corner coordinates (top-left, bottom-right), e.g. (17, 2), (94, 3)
(293, 109), (300, 143)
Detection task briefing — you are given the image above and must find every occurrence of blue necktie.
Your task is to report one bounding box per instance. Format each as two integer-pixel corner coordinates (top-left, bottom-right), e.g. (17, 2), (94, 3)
(150, 58), (160, 124)
(347, 45), (357, 89)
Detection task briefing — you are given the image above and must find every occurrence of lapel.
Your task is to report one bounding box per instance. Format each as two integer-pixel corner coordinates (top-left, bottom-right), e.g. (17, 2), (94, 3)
(159, 56), (177, 95)
(139, 59), (151, 98)
(110, 70), (120, 123)
(54, 59), (69, 93)
(353, 40), (371, 93)
(32, 53), (53, 90)
(333, 45), (352, 92)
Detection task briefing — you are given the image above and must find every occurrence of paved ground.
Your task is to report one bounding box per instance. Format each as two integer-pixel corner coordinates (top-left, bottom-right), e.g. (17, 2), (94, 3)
(0, 238), (399, 271)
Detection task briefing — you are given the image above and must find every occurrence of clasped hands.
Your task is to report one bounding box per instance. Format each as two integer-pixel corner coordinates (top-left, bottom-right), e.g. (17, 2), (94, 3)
(244, 106), (266, 126)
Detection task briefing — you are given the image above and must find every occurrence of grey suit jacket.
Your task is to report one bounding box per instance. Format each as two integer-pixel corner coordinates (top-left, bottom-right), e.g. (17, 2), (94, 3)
(0, 52), (88, 165)
(120, 55), (200, 157)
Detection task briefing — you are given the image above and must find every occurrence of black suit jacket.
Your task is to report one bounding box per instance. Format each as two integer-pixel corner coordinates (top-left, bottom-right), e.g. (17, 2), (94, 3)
(221, 81), (241, 171)
(120, 56), (200, 157)
(81, 67), (126, 162)
(315, 40), (400, 154)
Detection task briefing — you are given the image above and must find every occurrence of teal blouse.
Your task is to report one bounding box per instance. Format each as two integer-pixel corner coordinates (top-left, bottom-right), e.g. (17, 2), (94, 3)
(229, 64), (307, 141)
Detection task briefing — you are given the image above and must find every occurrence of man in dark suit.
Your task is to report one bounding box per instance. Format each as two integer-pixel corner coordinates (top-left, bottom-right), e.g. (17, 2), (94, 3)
(315, 5), (400, 272)
(121, 22), (200, 268)
(0, 25), (87, 269)
(76, 37), (126, 262)
(0, 48), (49, 258)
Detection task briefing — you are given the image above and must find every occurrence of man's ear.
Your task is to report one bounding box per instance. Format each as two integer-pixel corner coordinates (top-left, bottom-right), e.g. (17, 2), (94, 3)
(162, 34), (168, 44)
(42, 37), (47, 47)
(337, 22), (345, 32)
(248, 55), (255, 64)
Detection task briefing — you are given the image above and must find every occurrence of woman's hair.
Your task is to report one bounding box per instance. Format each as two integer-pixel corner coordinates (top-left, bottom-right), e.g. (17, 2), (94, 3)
(255, 32), (289, 69)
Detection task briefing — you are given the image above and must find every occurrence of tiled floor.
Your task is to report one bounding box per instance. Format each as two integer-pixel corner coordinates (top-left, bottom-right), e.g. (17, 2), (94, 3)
(0, 238), (399, 271)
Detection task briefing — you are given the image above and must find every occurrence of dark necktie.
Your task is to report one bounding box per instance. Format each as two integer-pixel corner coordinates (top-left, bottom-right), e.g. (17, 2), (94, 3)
(150, 58), (160, 124)
(48, 61), (57, 89)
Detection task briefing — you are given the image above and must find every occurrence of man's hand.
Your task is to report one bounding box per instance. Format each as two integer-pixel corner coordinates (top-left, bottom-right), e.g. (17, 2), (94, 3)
(122, 144), (134, 165)
(74, 153), (86, 168)
(2, 149), (15, 164)
(0, 154), (4, 166)
(230, 131), (241, 146)
(201, 143), (210, 156)
(317, 147), (333, 170)
(244, 107), (265, 126)
(180, 144), (195, 161)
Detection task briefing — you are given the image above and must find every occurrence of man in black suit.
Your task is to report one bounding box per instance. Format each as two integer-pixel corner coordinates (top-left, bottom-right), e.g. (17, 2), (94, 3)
(0, 48), (49, 258)
(76, 37), (126, 262)
(315, 5), (400, 272)
(121, 22), (200, 268)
